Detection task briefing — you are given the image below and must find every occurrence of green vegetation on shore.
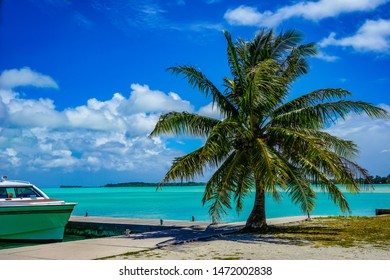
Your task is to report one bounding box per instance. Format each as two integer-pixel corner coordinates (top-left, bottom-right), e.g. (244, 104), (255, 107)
(60, 181), (206, 188)
(59, 176), (390, 188)
(364, 174), (390, 184)
(104, 181), (206, 187)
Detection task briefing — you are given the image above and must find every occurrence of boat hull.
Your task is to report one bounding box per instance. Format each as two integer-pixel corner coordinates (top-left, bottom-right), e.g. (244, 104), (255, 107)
(0, 203), (76, 241)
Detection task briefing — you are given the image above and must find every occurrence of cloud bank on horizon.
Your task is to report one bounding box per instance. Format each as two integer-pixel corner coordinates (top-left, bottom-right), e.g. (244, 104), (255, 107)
(0, 67), (223, 185)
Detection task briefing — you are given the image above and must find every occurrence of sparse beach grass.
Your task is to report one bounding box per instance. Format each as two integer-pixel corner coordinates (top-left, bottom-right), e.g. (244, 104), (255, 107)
(259, 216), (390, 248)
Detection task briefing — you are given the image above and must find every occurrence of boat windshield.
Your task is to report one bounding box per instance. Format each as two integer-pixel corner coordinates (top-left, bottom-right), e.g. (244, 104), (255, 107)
(0, 186), (44, 199)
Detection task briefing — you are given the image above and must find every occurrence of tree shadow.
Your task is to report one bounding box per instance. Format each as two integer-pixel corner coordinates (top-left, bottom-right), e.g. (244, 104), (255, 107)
(222, 224), (347, 246)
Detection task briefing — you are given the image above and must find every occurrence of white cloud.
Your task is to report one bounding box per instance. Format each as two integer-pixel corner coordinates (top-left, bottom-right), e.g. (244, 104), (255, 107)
(65, 103), (125, 131)
(3, 91), (66, 128)
(0, 148), (20, 167)
(224, 0), (388, 27)
(33, 149), (78, 169)
(224, 6), (264, 26)
(120, 83), (194, 114)
(320, 19), (390, 53)
(3, 83), (191, 135)
(324, 104), (390, 176)
(0, 67), (59, 89)
(315, 50), (339, 62)
(197, 102), (223, 119)
(0, 77), (195, 182)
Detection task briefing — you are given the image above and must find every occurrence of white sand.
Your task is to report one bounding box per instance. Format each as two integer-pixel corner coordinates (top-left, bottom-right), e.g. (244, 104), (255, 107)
(111, 233), (389, 260)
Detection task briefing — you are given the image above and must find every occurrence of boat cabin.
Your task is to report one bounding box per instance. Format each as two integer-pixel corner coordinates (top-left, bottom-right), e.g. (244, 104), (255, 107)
(0, 177), (49, 201)
(0, 185), (47, 200)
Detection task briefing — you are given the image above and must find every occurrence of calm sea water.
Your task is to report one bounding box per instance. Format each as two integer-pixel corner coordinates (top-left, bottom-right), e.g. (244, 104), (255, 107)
(43, 184), (390, 223)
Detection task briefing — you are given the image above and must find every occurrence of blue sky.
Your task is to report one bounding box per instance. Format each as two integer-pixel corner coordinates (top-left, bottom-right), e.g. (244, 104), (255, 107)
(0, 0), (389, 187)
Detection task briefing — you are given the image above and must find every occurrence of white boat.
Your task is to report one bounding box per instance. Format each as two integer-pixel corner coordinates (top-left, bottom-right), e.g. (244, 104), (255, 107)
(0, 176), (76, 241)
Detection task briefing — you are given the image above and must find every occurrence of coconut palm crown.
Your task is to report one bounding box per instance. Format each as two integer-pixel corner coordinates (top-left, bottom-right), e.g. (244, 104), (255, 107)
(150, 29), (388, 230)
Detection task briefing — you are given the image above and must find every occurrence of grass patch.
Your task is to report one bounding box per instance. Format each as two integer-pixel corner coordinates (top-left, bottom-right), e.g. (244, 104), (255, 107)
(99, 248), (159, 260)
(265, 216), (390, 248)
(214, 256), (241, 260)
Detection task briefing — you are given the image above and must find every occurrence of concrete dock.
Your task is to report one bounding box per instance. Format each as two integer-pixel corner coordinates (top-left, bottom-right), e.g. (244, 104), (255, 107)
(0, 216), (308, 260)
(66, 216), (212, 236)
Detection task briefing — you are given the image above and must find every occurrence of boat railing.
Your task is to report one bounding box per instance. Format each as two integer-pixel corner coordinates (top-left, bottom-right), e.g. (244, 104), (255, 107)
(10, 180), (31, 184)
(0, 179), (32, 184)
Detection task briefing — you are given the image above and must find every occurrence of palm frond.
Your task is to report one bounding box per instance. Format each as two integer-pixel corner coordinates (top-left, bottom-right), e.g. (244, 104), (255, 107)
(233, 169), (253, 214)
(160, 118), (240, 185)
(160, 147), (206, 184)
(273, 88), (352, 116)
(287, 182), (316, 214)
(251, 137), (290, 197)
(203, 152), (240, 221)
(149, 111), (219, 138)
(268, 126), (359, 160)
(267, 125), (364, 199)
(274, 156), (317, 213)
(203, 149), (254, 221)
(249, 29), (274, 63)
(279, 131), (363, 211)
(248, 58), (288, 114)
(224, 31), (245, 89)
(281, 43), (317, 82)
(167, 65), (238, 117)
(334, 157), (370, 192)
(271, 99), (388, 129)
(297, 155), (351, 212)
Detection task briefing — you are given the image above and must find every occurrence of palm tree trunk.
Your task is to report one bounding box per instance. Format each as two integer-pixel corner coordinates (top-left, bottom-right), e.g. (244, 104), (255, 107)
(245, 180), (267, 230)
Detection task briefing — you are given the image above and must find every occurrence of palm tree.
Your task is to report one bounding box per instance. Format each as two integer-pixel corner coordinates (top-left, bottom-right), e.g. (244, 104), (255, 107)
(149, 29), (387, 230)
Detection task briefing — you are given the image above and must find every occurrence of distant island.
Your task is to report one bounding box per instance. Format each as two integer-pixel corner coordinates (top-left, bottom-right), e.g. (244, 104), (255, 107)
(104, 181), (206, 187)
(59, 174), (390, 188)
(60, 181), (206, 188)
(365, 175), (390, 184)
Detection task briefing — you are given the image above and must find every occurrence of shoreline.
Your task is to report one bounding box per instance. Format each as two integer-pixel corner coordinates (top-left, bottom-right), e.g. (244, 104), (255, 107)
(0, 216), (388, 260)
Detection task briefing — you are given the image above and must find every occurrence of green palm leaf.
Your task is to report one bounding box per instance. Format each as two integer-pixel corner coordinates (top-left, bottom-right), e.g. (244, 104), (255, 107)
(149, 111), (219, 138)
(167, 65), (238, 118)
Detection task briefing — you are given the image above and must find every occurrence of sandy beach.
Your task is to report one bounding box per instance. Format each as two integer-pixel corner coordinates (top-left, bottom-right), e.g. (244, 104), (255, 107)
(107, 218), (390, 260)
(109, 232), (389, 260)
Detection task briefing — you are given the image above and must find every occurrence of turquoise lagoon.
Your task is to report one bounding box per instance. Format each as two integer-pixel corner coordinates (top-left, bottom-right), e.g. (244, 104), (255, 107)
(43, 184), (390, 223)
